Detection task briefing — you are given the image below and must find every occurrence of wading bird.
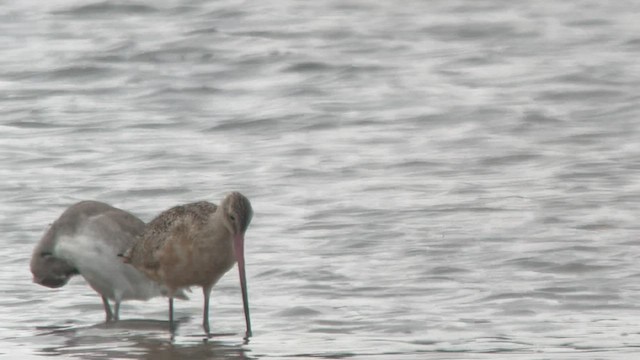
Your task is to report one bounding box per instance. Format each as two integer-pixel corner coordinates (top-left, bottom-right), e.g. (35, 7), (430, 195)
(30, 201), (183, 321)
(122, 192), (253, 337)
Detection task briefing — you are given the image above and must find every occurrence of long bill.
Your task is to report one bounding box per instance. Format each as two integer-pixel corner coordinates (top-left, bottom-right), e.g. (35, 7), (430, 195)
(234, 233), (252, 338)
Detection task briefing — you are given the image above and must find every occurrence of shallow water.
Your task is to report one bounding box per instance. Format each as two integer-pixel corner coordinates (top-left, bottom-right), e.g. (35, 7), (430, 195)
(1, 0), (640, 359)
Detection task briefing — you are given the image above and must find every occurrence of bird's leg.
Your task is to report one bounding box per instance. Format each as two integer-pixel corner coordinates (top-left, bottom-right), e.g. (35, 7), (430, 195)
(102, 296), (114, 322)
(203, 285), (213, 335)
(169, 297), (175, 333)
(114, 300), (121, 321)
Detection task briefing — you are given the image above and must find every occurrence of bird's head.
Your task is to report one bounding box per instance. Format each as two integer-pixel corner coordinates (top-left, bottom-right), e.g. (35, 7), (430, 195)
(30, 242), (79, 288)
(221, 191), (253, 238)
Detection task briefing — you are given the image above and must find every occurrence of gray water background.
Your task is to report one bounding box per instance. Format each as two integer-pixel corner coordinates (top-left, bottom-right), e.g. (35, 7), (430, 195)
(1, 0), (640, 359)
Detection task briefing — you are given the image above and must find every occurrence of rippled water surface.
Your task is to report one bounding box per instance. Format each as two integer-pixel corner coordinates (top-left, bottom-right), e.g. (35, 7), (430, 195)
(2, 1), (640, 359)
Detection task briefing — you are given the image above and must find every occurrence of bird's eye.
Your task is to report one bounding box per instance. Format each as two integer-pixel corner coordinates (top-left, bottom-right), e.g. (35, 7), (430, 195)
(229, 215), (236, 221)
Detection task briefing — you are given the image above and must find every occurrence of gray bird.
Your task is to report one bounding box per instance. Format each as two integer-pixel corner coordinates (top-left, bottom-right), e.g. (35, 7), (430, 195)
(30, 200), (183, 321)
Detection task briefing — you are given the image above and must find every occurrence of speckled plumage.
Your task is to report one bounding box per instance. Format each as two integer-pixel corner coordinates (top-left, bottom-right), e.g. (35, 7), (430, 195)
(124, 201), (219, 282)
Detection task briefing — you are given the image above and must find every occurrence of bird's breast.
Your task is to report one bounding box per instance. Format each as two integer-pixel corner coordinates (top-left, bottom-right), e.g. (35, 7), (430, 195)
(157, 230), (236, 289)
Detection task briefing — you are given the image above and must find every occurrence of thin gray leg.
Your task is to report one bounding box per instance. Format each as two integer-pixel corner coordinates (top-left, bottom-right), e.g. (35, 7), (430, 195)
(114, 300), (121, 321)
(102, 296), (114, 322)
(169, 297), (175, 333)
(203, 285), (212, 335)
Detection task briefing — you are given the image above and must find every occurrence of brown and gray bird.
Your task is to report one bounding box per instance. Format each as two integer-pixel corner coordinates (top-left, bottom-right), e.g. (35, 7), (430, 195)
(123, 192), (253, 337)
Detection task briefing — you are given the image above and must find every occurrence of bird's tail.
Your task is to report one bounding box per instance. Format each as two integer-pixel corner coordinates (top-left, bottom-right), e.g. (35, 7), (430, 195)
(160, 286), (190, 300)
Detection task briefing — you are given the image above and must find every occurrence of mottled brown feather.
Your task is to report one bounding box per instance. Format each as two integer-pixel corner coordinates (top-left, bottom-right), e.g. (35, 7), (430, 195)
(125, 201), (216, 264)
(124, 201), (227, 289)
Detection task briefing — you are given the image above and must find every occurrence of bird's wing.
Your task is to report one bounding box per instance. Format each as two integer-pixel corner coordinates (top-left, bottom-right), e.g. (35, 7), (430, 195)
(126, 201), (218, 270)
(89, 208), (146, 254)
